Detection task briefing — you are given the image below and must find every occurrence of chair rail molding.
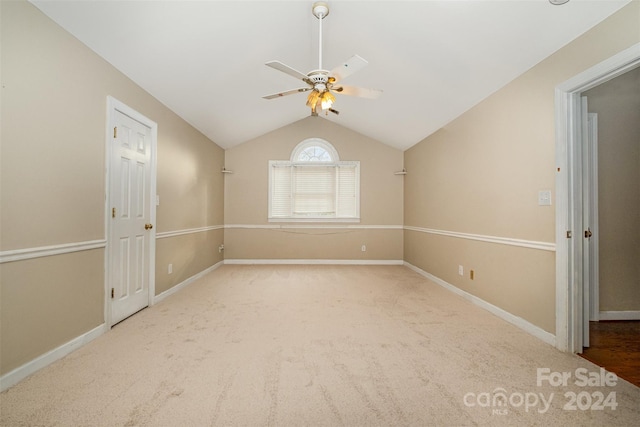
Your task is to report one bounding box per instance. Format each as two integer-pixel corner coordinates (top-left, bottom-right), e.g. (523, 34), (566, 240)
(404, 226), (555, 252)
(0, 240), (107, 264)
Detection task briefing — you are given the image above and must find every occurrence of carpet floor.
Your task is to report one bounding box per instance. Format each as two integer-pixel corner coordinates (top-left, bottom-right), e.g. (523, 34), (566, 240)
(1, 265), (639, 426)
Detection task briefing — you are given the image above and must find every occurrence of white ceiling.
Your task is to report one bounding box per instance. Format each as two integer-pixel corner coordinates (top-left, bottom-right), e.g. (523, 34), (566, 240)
(31, 0), (630, 151)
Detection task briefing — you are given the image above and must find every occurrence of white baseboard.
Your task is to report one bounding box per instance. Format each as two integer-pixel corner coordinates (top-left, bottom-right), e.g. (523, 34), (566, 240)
(0, 323), (106, 392)
(154, 261), (224, 304)
(404, 262), (557, 347)
(223, 259), (404, 265)
(1, 262), (225, 392)
(599, 310), (640, 321)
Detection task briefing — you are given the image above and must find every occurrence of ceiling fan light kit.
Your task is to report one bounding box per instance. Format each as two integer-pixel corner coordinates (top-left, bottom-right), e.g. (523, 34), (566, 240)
(263, 1), (382, 116)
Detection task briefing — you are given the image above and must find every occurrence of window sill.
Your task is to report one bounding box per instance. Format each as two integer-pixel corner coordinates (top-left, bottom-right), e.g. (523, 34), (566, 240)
(268, 218), (361, 224)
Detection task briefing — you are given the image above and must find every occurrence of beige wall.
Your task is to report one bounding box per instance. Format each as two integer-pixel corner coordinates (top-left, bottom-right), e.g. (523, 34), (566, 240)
(155, 117), (225, 293)
(584, 67), (640, 312)
(404, 1), (640, 333)
(0, 1), (224, 375)
(156, 229), (224, 295)
(1, 0), (638, 380)
(224, 116), (404, 260)
(0, 251), (104, 374)
(405, 232), (557, 332)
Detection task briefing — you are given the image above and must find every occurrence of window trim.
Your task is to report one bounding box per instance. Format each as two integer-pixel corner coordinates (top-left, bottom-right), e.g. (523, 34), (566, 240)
(268, 139), (360, 223)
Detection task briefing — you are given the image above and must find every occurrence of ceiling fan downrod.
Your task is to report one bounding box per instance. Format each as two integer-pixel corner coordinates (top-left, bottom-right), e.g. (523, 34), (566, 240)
(312, 1), (329, 71)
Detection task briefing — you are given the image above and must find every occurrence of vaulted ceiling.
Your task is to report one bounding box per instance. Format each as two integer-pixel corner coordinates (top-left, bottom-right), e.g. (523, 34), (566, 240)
(31, 0), (630, 150)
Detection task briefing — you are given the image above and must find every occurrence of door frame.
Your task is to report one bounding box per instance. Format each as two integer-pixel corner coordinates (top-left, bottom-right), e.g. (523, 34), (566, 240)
(554, 42), (640, 353)
(104, 96), (158, 328)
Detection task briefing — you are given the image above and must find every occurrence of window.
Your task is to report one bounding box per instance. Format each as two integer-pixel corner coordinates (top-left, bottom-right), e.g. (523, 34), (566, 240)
(269, 138), (360, 221)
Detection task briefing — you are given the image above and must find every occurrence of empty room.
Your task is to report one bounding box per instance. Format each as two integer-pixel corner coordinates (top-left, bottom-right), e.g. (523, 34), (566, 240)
(1, 0), (639, 425)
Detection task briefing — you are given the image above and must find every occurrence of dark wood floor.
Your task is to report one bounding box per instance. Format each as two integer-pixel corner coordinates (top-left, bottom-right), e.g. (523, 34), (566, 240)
(579, 320), (640, 388)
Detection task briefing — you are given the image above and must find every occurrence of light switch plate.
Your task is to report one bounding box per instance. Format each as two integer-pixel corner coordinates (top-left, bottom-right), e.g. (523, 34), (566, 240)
(538, 190), (552, 206)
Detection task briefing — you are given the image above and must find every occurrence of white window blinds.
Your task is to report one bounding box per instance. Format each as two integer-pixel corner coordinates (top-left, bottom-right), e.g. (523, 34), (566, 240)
(336, 163), (358, 218)
(270, 163), (292, 218)
(269, 161), (359, 221)
(293, 165), (336, 216)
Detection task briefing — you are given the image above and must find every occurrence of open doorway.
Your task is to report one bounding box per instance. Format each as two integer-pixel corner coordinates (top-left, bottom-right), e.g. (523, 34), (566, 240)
(577, 68), (640, 386)
(554, 42), (640, 354)
(581, 67), (640, 324)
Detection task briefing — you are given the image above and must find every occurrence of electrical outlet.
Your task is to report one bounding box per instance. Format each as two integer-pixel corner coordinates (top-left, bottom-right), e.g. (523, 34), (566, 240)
(458, 265), (464, 276)
(168, 264), (173, 274)
(361, 245), (366, 252)
(218, 244), (224, 253)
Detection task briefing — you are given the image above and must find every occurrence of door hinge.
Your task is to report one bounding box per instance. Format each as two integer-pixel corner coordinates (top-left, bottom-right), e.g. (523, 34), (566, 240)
(111, 288), (114, 299)
(113, 127), (117, 138)
(566, 230), (572, 238)
(112, 207), (116, 218)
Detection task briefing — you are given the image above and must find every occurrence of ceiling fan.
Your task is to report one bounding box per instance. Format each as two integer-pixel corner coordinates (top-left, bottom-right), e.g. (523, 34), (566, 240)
(262, 1), (382, 116)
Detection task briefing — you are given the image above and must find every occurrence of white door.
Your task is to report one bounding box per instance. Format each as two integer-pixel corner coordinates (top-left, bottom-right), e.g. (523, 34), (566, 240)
(109, 108), (154, 325)
(580, 97), (600, 349)
(585, 111), (599, 326)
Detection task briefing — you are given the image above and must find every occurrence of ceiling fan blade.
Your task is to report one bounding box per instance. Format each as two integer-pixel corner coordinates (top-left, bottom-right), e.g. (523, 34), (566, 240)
(265, 60), (309, 82)
(263, 87), (311, 100)
(330, 55), (369, 83)
(333, 85), (382, 99)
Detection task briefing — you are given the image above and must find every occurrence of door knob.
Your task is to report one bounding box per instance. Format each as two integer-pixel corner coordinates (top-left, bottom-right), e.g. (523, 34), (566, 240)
(584, 228), (592, 239)
(145, 223), (153, 230)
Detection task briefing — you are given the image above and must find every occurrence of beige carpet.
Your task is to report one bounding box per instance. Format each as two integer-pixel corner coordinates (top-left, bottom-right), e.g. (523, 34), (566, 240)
(1, 265), (639, 426)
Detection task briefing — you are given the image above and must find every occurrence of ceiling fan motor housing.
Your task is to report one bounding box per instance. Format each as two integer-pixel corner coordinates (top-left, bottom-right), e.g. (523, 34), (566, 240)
(308, 73), (328, 84)
(308, 72), (329, 91)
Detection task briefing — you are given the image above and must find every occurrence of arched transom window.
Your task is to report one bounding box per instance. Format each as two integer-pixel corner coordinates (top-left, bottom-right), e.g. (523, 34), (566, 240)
(269, 138), (359, 221)
(291, 138), (339, 163)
